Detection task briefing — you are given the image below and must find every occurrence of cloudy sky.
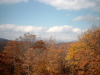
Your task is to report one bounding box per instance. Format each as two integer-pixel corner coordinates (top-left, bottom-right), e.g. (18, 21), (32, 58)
(0, 0), (100, 41)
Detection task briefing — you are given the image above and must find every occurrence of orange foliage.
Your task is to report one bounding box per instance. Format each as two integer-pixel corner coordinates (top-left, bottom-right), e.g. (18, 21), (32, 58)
(65, 26), (100, 75)
(0, 26), (99, 75)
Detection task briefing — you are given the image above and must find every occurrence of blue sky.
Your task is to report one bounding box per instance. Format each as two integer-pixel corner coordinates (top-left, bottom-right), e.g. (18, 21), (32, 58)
(0, 0), (100, 41)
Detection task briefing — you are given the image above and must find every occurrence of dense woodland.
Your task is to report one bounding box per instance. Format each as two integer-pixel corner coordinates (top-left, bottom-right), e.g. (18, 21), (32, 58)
(0, 26), (100, 75)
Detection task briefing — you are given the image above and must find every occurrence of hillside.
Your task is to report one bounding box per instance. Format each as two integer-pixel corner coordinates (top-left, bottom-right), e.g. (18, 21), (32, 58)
(0, 38), (9, 43)
(0, 38), (9, 52)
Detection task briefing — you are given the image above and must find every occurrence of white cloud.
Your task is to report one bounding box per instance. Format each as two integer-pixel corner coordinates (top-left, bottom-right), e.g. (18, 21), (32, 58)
(1, 0), (99, 12)
(0, 24), (43, 32)
(0, 24), (84, 41)
(72, 28), (81, 33)
(47, 25), (73, 33)
(73, 14), (100, 22)
(37, 0), (100, 12)
(46, 25), (83, 41)
(0, 0), (28, 4)
(47, 25), (82, 33)
(0, 24), (44, 39)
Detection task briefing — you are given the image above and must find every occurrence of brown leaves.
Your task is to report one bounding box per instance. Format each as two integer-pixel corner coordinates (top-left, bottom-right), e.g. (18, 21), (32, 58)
(0, 26), (99, 75)
(65, 26), (100, 75)
(32, 40), (46, 50)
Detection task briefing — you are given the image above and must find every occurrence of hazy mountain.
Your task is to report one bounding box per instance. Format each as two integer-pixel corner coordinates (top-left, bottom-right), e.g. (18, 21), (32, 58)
(0, 38), (9, 43)
(0, 38), (10, 52)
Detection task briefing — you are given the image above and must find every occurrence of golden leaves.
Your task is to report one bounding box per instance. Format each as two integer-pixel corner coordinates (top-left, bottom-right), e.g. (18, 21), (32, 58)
(65, 26), (100, 75)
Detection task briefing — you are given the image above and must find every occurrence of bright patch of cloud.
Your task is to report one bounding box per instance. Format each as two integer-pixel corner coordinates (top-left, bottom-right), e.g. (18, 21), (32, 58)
(47, 25), (82, 33)
(73, 14), (100, 22)
(0, 0), (28, 4)
(0, 24), (44, 39)
(37, 0), (100, 12)
(72, 28), (81, 33)
(0, 24), (84, 41)
(47, 25), (73, 33)
(0, 24), (43, 32)
(46, 25), (84, 41)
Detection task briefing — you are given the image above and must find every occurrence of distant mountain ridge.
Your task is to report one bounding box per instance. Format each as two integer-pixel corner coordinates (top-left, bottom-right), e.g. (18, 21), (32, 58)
(0, 38), (10, 52)
(0, 38), (10, 43)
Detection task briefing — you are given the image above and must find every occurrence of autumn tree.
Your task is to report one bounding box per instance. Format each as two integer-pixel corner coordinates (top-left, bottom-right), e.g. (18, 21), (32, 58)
(65, 26), (100, 75)
(0, 33), (37, 75)
(22, 40), (47, 75)
(15, 33), (37, 75)
(0, 42), (7, 52)
(23, 37), (69, 75)
(0, 41), (25, 75)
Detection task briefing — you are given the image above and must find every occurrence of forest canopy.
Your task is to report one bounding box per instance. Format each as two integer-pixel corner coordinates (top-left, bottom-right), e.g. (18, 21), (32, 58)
(0, 26), (100, 75)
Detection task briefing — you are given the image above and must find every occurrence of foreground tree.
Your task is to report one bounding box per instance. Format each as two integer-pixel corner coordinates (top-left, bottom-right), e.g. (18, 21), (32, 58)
(65, 26), (100, 75)
(0, 41), (24, 75)
(0, 33), (37, 75)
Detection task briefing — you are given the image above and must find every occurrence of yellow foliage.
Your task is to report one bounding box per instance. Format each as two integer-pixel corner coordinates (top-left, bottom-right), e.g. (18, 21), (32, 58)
(65, 26), (100, 75)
